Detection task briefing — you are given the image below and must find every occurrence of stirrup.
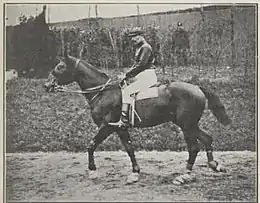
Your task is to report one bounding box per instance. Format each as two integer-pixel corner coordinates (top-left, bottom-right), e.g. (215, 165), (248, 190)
(109, 120), (130, 128)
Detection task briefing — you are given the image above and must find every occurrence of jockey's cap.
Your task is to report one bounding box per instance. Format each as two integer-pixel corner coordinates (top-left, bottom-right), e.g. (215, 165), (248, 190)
(177, 21), (183, 26)
(128, 27), (144, 37)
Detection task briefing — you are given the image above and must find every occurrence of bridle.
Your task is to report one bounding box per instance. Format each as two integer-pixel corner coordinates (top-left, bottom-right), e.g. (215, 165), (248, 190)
(53, 58), (112, 102)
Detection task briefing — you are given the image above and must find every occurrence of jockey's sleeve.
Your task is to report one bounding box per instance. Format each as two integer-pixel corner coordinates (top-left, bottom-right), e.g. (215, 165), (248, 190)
(126, 46), (152, 78)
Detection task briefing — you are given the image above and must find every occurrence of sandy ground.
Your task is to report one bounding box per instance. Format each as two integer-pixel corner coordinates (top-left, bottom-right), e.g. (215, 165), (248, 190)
(6, 151), (257, 202)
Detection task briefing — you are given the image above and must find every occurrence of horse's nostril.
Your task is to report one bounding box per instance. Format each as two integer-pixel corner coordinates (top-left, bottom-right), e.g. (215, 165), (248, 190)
(43, 83), (48, 89)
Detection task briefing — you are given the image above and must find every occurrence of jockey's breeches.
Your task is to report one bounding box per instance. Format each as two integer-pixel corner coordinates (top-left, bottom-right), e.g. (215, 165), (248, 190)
(122, 69), (157, 104)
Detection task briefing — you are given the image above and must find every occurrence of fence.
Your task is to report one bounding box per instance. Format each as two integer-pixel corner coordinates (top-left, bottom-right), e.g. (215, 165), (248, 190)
(6, 5), (256, 79)
(51, 5), (256, 78)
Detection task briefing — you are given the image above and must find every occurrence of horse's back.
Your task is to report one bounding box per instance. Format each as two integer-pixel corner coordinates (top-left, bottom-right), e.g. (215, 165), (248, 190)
(132, 82), (206, 127)
(167, 81), (205, 101)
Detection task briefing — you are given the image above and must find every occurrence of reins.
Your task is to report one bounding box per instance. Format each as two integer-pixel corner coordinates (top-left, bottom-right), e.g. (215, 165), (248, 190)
(54, 59), (114, 102)
(55, 78), (113, 101)
(55, 78), (112, 93)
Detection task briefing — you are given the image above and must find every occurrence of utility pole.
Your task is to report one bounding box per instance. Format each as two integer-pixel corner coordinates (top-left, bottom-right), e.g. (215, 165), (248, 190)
(136, 4), (140, 26)
(88, 4), (91, 18)
(95, 4), (98, 18)
(35, 4), (38, 16)
(231, 4), (235, 72)
(47, 5), (50, 24)
(199, 5), (205, 74)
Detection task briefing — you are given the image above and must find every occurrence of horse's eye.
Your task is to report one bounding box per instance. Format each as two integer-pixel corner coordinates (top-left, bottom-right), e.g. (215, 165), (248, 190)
(57, 65), (63, 71)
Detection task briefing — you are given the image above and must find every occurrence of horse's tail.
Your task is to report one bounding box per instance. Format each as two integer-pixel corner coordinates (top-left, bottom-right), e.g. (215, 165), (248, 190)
(199, 86), (231, 126)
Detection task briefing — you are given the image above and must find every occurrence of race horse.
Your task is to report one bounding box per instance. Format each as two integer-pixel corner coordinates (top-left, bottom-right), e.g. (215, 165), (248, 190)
(44, 50), (231, 184)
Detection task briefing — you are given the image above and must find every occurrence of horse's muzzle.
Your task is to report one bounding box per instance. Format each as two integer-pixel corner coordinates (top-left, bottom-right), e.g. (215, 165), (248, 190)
(43, 72), (59, 93)
(43, 82), (54, 92)
(43, 79), (58, 93)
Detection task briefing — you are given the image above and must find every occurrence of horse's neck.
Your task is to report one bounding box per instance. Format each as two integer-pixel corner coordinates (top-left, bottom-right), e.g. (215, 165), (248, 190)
(74, 61), (109, 101)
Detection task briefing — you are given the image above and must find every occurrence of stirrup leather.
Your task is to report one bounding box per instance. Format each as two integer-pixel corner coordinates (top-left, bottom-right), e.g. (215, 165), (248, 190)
(109, 104), (130, 128)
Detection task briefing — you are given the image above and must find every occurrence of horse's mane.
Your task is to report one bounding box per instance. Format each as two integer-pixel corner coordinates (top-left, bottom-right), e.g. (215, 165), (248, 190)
(80, 59), (109, 79)
(68, 55), (109, 79)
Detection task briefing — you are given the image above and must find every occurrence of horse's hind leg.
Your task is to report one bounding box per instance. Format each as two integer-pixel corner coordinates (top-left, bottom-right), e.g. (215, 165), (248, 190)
(87, 125), (115, 179)
(172, 99), (205, 185)
(172, 126), (200, 185)
(175, 104), (202, 172)
(116, 128), (140, 183)
(197, 129), (227, 172)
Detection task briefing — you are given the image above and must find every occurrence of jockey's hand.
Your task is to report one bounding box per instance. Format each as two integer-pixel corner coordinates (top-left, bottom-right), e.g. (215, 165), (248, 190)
(118, 73), (126, 80)
(125, 65), (136, 77)
(119, 78), (126, 87)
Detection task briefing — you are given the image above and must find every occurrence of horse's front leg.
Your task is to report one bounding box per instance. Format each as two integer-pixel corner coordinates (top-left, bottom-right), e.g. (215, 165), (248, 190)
(87, 125), (115, 179)
(116, 128), (140, 184)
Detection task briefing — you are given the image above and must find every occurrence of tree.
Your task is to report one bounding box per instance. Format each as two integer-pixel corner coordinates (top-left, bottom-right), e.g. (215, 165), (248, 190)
(18, 14), (28, 24)
(195, 16), (232, 78)
(18, 14), (34, 25)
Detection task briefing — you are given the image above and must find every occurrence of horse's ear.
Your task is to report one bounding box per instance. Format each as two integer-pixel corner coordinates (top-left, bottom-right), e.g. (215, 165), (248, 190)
(56, 56), (62, 62)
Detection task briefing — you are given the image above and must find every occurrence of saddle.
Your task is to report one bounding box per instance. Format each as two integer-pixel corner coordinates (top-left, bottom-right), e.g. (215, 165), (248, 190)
(129, 84), (160, 126)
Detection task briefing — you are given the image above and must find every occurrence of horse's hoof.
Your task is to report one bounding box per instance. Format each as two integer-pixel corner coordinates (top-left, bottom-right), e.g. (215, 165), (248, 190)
(208, 161), (227, 173)
(208, 160), (218, 171)
(173, 173), (196, 185)
(174, 176), (184, 184)
(182, 173), (196, 182)
(216, 164), (227, 173)
(89, 170), (98, 180)
(126, 172), (139, 184)
(172, 179), (182, 185)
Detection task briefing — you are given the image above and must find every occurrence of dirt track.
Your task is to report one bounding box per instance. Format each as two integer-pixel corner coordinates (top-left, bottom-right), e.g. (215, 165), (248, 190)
(6, 151), (256, 201)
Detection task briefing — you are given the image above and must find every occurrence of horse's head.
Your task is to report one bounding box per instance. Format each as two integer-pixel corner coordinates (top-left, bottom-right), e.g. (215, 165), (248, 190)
(44, 49), (76, 92)
(44, 46), (110, 93)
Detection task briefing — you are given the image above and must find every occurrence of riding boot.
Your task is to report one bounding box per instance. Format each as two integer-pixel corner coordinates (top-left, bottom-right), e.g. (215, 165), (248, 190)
(109, 103), (130, 128)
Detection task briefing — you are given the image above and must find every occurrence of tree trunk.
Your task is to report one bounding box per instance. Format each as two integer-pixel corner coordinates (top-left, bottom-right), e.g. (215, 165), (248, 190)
(158, 38), (165, 74)
(105, 59), (108, 71)
(119, 35), (123, 68)
(214, 64), (217, 79)
(160, 52), (165, 74)
(231, 5), (236, 71)
(60, 30), (64, 57)
(213, 56), (220, 79)
(200, 6), (205, 70)
(136, 5), (140, 26)
(244, 47), (248, 82)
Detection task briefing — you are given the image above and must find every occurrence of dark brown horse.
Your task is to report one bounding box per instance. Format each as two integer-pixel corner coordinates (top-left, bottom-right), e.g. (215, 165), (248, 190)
(44, 50), (231, 184)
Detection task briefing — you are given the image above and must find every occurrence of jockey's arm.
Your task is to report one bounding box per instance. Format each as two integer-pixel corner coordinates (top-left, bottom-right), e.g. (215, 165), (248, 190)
(126, 47), (151, 78)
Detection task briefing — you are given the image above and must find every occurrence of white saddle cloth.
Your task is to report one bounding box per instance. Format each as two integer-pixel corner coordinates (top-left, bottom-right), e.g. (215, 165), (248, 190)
(135, 86), (159, 101)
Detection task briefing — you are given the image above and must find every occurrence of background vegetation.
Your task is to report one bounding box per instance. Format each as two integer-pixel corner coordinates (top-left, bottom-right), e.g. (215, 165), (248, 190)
(6, 65), (255, 152)
(6, 5), (255, 78)
(5, 5), (256, 152)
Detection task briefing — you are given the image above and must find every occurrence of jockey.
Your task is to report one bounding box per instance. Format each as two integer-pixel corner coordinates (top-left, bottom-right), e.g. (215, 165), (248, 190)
(109, 27), (157, 128)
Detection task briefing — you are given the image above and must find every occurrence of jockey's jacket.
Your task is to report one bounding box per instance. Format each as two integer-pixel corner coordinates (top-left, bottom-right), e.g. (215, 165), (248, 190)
(126, 41), (155, 78)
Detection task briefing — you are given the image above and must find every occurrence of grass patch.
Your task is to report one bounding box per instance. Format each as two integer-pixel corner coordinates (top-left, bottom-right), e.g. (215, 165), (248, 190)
(6, 66), (255, 152)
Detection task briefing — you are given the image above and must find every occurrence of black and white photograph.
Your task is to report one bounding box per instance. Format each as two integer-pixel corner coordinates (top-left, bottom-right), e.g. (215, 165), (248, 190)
(4, 2), (257, 202)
